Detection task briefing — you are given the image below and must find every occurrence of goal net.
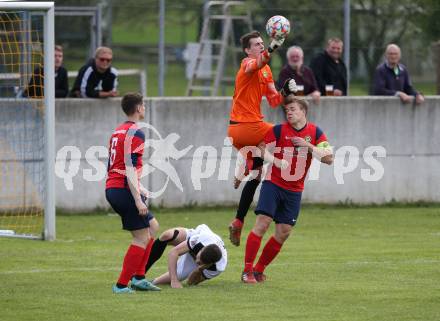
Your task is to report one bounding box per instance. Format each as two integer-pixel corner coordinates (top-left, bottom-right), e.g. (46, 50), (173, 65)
(0, 3), (55, 240)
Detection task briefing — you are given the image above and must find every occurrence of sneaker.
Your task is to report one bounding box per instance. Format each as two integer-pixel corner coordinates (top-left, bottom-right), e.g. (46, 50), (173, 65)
(229, 218), (243, 246)
(130, 277), (161, 291)
(253, 271), (267, 283)
(112, 284), (135, 294)
(241, 271), (257, 284)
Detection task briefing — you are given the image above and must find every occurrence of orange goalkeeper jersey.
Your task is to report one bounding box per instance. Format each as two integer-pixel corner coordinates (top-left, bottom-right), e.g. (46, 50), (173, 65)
(229, 56), (283, 123)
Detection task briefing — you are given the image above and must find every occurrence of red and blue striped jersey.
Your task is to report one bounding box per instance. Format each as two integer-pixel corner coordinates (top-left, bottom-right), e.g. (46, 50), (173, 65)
(264, 122), (328, 192)
(105, 121), (145, 189)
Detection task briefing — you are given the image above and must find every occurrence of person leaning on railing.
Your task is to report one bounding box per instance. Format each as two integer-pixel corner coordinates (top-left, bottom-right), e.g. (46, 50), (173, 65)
(277, 45), (321, 103)
(24, 44), (68, 98)
(70, 46), (118, 98)
(310, 38), (347, 97)
(372, 43), (424, 105)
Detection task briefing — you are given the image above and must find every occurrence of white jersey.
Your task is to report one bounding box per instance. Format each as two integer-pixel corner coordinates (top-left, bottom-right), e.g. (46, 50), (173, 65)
(176, 224), (227, 280)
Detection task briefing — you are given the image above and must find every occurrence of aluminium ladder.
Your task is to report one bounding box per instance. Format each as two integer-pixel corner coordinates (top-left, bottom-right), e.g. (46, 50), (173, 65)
(186, 1), (252, 96)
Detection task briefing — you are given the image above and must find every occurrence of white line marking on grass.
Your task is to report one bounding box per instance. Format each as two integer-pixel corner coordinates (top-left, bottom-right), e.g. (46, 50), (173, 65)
(1, 259), (438, 275)
(56, 237), (96, 242)
(0, 267), (119, 275)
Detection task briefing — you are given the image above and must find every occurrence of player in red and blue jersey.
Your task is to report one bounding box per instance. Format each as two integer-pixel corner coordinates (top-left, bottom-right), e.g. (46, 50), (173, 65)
(105, 92), (160, 293)
(228, 31), (297, 247)
(241, 96), (334, 283)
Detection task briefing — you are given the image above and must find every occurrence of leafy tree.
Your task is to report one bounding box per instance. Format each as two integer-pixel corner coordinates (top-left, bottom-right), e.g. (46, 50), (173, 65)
(416, 0), (440, 44)
(350, 0), (429, 91)
(248, 0), (437, 91)
(416, 0), (440, 93)
(247, 0), (343, 65)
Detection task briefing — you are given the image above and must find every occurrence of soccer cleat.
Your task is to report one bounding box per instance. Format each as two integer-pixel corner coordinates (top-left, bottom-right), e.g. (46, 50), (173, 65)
(241, 271), (257, 284)
(130, 277), (161, 291)
(228, 218), (243, 246)
(253, 271), (267, 283)
(112, 285), (135, 294)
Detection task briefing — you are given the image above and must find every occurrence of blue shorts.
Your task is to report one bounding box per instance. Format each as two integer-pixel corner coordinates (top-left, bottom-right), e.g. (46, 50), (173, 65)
(105, 188), (154, 231)
(255, 181), (302, 226)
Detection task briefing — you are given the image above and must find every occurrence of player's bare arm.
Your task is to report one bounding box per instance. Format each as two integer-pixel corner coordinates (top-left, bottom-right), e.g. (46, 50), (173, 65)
(291, 137), (333, 165)
(168, 241), (190, 288)
(139, 185), (149, 197)
(126, 166), (148, 216)
(187, 264), (210, 286)
(257, 142), (289, 170)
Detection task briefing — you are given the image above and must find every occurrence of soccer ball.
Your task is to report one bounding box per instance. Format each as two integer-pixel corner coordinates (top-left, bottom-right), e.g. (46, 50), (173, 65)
(265, 15), (290, 39)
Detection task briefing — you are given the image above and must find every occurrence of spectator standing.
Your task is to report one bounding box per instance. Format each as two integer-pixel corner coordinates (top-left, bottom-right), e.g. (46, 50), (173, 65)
(70, 46), (118, 98)
(310, 38), (347, 96)
(25, 45), (68, 98)
(277, 46), (321, 103)
(373, 43), (424, 104)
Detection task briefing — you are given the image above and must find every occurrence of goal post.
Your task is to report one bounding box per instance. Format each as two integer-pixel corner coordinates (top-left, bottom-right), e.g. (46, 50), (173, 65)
(0, 2), (55, 240)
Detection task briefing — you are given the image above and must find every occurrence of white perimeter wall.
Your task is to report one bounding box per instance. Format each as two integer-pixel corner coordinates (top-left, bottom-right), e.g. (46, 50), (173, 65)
(2, 97), (439, 210)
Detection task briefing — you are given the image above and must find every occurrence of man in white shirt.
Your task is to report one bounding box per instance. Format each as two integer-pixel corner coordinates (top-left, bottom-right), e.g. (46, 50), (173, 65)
(145, 224), (228, 288)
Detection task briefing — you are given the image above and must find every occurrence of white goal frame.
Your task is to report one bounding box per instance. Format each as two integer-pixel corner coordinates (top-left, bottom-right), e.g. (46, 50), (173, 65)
(0, 2), (55, 240)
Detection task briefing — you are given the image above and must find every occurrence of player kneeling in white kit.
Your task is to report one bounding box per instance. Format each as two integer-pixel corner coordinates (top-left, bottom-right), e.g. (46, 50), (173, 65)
(145, 224), (228, 288)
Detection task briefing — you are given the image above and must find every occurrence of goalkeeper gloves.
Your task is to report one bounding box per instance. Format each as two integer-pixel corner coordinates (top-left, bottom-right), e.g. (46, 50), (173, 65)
(280, 78), (298, 97)
(268, 37), (285, 53)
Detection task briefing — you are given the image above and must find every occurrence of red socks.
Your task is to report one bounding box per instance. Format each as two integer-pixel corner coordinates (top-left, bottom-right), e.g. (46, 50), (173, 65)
(135, 238), (154, 277)
(244, 231), (262, 272)
(117, 244), (145, 286)
(254, 236), (283, 273)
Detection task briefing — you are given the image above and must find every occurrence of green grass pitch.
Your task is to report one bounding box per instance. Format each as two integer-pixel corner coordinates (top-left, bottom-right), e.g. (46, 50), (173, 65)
(1, 206), (439, 321)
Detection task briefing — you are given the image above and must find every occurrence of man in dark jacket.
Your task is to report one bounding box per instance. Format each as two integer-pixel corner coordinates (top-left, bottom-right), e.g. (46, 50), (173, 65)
(373, 43), (424, 105)
(70, 46), (118, 98)
(25, 45), (69, 98)
(277, 46), (321, 103)
(310, 38), (347, 96)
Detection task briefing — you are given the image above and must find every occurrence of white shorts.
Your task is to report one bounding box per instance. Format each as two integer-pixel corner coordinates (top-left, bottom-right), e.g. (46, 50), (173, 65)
(176, 252), (199, 281)
(176, 226), (223, 281)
